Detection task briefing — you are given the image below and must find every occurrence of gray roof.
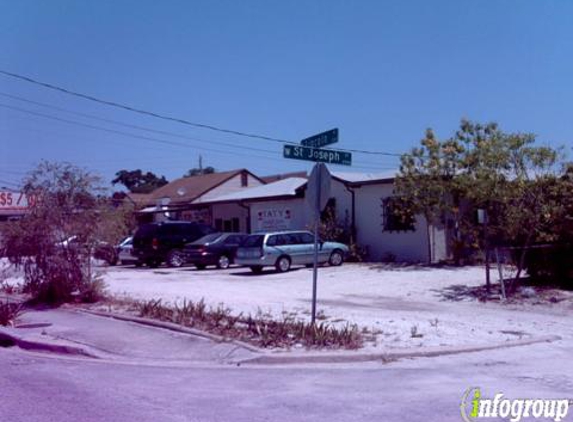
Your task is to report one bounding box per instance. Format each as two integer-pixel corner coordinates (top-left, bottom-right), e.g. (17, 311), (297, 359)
(331, 170), (398, 184)
(208, 177), (307, 203)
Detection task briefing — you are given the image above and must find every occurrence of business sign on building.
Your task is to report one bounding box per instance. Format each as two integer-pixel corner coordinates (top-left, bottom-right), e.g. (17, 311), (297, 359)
(256, 208), (292, 231)
(180, 207), (212, 224)
(0, 191), (38, 216)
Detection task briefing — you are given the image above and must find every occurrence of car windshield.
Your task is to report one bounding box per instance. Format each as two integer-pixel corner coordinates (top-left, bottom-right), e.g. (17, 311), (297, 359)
(242, 235), (264, 247)
(191, 233), (223, 245)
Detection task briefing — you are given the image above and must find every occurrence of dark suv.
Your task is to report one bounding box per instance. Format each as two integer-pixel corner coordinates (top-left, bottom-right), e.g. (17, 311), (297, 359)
(132, 221), (216, 268)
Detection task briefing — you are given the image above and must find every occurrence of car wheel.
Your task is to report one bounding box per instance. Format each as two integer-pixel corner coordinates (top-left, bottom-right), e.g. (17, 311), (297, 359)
(217, 255), (230, 269)
(166, 250), (185, 268)
(195, 264), (206, 270)
(135, 260), (143, 268)
(275, 256), (291, 273)
(329, 250), (344, 266)
(250, 266), (263, 274)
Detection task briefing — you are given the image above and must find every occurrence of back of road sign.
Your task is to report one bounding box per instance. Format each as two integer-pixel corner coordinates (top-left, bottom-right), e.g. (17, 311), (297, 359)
(306, 163), (331, 218)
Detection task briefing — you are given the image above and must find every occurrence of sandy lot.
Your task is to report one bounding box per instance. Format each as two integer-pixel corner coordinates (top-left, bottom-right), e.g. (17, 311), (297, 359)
(4, 261), (573, 351)
(91, 263), (573, 350)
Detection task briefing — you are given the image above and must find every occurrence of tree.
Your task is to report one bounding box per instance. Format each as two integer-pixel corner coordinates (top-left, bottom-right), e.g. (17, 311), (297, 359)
(184, 166), (215, 178)
(455, 120), (560, 290)
(395, 120), (562, 292)
(2, 161), (129, 304)
(112, 169), (168, 193)
(394, 128), (465, 264)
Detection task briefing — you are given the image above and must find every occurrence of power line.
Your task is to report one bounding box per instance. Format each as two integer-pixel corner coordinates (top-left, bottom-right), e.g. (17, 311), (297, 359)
(1, 103), (396, 171)
(0, 92), (395, 167)
(0, 169), (27, 176)
(0, 102), (279, 156)
(0, 92), (279, 156)
(0, 69), (403, 157)
(0, 179), (20, 188)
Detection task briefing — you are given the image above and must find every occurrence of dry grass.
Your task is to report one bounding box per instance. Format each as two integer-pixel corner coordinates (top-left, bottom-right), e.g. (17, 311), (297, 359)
(101, 297), (364, 350)
(0, 300), (23, 327)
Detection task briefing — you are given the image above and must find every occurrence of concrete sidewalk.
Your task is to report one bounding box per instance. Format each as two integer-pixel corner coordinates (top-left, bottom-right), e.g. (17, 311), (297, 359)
(0, 306), (561, 367)
(0, 307), (258, 364)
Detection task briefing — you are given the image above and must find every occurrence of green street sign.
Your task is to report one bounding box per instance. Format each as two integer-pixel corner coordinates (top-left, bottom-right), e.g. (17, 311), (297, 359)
(283, 144), (352, 166)
(300, 128), (339, 148)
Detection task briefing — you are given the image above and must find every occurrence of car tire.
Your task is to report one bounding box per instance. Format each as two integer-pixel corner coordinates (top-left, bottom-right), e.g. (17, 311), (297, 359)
(135, 260), (143, 268)
(275, 256), (291, 273)
(166, 250), (185, 268)
(217, 255), (230, 269)
(329, 250), (344, 266)
(195, 264), (206, 270)
(250, 266), (263, 274)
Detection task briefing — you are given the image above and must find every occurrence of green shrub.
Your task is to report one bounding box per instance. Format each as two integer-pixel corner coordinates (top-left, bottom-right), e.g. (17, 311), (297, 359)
(1, 162), (116, 305)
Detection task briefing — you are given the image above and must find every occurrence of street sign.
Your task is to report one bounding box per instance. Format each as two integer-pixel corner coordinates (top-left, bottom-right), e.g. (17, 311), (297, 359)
(300, 128), (339, 148)
(283, 144), (352, 166)
(283, 128), (349, 325)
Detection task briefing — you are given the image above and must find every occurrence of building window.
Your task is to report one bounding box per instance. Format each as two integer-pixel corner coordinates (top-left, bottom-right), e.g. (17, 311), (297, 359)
(382, 197), (415, 232)
(232, 218), (240, 232)
(215, 218), (223, 231)
(241, 172), (248, 187)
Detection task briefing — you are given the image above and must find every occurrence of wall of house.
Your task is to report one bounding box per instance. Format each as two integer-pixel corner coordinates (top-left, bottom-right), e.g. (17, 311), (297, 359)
(243, 180), (447, 263)
(211, 203), (249, 232)
(329, 179), (353, 227)
(352, 183), (433, 262)
(194, 173), (264, 203)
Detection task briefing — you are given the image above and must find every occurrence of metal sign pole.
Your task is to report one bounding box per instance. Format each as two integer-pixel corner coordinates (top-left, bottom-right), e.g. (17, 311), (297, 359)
(311, 163), (320, 325)
(283, 128), (346, 324)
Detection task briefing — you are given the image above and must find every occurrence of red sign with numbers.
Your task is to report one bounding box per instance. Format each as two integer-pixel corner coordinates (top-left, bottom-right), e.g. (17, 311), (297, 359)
(0, 191), (38, 215)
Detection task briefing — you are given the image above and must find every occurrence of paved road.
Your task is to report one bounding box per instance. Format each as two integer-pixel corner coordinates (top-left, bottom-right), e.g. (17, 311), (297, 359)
(2, 337), (572, 422)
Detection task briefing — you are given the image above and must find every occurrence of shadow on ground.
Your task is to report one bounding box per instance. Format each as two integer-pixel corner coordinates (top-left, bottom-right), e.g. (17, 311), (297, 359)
(367, 263), (473, 272)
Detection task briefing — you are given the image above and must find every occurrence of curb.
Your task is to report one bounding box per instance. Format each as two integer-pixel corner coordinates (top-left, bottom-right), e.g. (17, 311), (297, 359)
(0, 328), (100, 358)
(76, 309), (263, 353)
(76, 309), (561, 366)
(239, 335), (562, 365)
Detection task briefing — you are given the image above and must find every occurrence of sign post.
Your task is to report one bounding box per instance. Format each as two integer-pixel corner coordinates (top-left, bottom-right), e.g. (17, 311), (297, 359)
(283, 128), (350, 323)
(306, 163), (331, 323)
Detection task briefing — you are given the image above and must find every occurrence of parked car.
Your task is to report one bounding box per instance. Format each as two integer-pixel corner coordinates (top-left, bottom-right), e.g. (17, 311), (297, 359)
(56, 236), (118, 266)
(116, 236), (139, 266)
(235, 230), (348, 273)
(132, 221), (216, 268)
(183, 232), (247, 270)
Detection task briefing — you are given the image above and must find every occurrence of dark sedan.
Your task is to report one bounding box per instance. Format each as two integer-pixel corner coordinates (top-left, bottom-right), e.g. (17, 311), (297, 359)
(183, 233), (247, 269)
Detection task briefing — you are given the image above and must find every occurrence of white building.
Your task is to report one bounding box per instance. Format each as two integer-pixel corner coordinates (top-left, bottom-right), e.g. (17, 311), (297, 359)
(137, 167), (448, 263)
(207, 169), (448, 263)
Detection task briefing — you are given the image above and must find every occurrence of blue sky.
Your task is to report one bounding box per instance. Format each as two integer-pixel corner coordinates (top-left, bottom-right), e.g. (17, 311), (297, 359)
(1, 1), (572, 189)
